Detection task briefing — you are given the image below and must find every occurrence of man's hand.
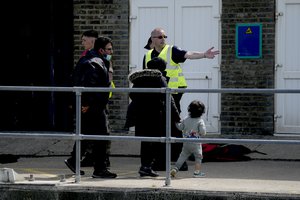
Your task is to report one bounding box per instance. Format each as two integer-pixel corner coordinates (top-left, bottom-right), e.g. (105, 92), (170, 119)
(204, 47), (220, 59)
(185, 46), (220, 59)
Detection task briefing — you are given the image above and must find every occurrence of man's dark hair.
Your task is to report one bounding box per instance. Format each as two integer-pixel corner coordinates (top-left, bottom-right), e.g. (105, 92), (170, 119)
(147, 57), (167, 73)
(94, 36), (113, 51)
(82, 30), (98, 38)
(188, 100), (205, 118)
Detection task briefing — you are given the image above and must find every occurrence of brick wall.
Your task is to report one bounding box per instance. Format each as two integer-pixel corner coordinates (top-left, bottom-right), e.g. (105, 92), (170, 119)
(221, 0), (275, 135)
(73, 0), (129, 131)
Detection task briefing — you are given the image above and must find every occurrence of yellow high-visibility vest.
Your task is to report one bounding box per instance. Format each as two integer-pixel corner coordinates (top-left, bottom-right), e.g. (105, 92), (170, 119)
(145, 45), (187, 88)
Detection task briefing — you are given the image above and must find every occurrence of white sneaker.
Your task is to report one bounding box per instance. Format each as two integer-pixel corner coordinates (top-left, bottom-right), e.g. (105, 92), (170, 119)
(193, 170), (205, 178)
(170, 168), (178, 178)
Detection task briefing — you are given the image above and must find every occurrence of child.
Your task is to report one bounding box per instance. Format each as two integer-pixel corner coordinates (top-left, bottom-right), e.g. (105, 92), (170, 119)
(170, 100), (206, 178)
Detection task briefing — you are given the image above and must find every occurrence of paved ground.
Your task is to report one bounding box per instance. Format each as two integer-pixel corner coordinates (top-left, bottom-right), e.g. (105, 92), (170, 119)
(1, 156), (300, 195)
(0, 135), (300, 199)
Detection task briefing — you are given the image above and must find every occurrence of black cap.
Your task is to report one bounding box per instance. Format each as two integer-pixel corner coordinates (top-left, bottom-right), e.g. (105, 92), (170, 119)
(144, 37), (152, 50)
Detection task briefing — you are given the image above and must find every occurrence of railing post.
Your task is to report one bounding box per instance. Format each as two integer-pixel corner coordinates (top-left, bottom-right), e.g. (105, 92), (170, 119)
(165, 87), (172, 186)
(75, 88), (82, 183)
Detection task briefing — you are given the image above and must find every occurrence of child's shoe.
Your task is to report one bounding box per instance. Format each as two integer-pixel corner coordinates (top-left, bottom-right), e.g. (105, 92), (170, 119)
(170, 167), (178, 178)
(193, 170), (205, 178)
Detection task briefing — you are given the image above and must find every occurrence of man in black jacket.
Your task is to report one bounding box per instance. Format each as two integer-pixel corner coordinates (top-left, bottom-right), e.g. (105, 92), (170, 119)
(64, 37), (117, 178)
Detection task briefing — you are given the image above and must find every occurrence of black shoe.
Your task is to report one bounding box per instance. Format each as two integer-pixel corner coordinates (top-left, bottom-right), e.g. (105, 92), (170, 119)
(64, 159), (85, 175)
(138, 166), (159, 177)
(92, 169), (117, 178)
(179, 161), (188, 171)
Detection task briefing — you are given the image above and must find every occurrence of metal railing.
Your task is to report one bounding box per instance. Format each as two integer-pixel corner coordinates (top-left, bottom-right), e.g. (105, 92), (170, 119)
(0, 86), (300, 186)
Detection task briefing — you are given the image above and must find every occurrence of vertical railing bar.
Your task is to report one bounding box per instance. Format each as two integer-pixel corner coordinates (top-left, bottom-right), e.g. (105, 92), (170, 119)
(165, 88), (172, 186)
(75, 89), (82, 183)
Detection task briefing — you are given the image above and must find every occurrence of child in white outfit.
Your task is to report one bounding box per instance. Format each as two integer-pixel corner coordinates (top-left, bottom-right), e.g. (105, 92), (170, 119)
(171, 100), (206, 178)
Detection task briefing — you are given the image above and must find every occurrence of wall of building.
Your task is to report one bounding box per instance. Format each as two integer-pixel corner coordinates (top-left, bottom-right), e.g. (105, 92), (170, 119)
(72, 0), (276, 135)
(220, 0), (275, 135)
(73, 0), (130, 131)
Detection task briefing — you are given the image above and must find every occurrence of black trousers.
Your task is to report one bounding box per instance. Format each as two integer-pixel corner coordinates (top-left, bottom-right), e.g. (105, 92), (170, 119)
(140, 141), (162, 168)
(70, 109), (109, 172)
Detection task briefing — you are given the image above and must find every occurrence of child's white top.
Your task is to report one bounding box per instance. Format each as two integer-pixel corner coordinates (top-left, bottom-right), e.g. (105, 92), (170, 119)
(176, 116), (206, 138)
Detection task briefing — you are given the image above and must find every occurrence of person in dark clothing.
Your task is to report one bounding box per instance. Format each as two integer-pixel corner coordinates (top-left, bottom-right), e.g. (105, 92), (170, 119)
(124, 57), (168, 131)
(146, 57), (188, 171)
(78, 30), (99, 167)
(128, 58), (181, 177)
(79, 32), (113, 168)
(64, 36), (117, 178)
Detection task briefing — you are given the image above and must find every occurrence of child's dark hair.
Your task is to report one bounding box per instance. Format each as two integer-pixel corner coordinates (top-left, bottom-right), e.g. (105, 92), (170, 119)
(188, 100), (205, 118)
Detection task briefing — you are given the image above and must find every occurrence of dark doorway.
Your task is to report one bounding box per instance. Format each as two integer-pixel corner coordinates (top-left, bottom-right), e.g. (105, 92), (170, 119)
(0, 0), (74, 131)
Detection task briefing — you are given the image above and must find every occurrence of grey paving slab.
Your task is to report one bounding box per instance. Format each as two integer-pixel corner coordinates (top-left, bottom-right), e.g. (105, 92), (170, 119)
(1, 156), (300, 196)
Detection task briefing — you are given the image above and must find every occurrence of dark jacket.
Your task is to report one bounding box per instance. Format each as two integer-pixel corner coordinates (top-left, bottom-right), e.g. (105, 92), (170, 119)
(128, 69), (180, 137)
(72, 49), (110, 111)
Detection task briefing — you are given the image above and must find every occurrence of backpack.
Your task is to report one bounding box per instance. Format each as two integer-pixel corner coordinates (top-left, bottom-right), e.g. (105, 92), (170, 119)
(201, 143), (266, 162)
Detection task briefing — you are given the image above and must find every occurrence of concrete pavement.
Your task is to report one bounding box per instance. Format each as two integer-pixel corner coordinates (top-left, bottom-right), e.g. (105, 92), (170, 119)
(0, 134), (300, 199)
(1, 156), (300, 199)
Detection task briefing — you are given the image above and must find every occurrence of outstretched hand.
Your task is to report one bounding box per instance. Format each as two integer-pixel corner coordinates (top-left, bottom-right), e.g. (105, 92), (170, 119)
(204, 47), (220, 59)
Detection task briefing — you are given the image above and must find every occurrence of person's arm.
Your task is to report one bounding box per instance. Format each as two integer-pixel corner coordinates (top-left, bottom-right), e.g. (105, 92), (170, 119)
(175, 121), (184, 131)
(184, 47), (219, 59)
(198, 119), (207, 136)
